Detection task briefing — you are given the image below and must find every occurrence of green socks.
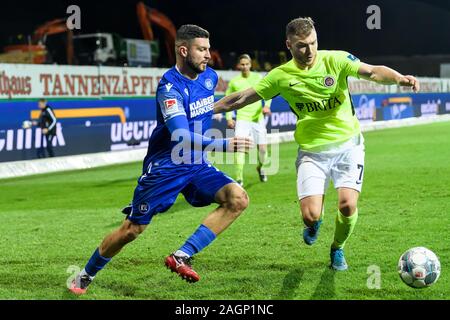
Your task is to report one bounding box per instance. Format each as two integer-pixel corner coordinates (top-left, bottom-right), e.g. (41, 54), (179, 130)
(332, 208), (358, 249)
(235, 152), (245, 181)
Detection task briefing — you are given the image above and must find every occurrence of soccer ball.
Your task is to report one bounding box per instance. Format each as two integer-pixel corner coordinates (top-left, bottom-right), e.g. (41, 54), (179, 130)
(398, 247), (441, 288)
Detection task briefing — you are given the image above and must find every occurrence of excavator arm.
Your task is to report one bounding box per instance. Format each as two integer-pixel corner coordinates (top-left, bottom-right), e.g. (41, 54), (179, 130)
(136, 1), (224, 68)
(32, 18), (73, 64)
(32, 18), (68, 43)
(136, 1), (176, 65)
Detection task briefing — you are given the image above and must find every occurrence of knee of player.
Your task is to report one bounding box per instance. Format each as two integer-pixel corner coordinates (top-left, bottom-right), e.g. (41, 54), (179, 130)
(122, 223), (145, 242)
(338, 200), (357, 217)
(300, 203), (321, 222)
(227, 190), (249, 214)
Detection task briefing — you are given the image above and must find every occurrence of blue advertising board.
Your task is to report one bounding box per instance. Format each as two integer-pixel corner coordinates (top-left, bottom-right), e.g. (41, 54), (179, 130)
(1, 62), (449, 163)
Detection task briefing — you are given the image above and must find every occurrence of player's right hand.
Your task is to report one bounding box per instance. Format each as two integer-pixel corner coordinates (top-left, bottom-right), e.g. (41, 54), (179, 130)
(398, 75), (420, 93)
(227, 136), (254, 153)
(227, 119), (236, 129)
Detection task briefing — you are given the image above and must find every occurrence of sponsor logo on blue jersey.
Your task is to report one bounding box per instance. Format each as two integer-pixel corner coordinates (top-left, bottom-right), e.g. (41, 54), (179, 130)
(189, 95), (214, 118)
(146, 67), (217, 164)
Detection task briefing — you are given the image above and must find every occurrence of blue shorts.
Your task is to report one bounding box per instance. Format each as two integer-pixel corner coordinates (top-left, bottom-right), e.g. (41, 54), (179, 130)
(127, 161), (234, 225)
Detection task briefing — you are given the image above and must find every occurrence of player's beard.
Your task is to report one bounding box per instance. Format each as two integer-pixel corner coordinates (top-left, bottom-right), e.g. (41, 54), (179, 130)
(186, 55), (206, 74)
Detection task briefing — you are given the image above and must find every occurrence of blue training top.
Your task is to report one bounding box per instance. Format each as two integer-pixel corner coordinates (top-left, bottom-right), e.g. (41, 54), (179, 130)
(142, 66), (219, 172)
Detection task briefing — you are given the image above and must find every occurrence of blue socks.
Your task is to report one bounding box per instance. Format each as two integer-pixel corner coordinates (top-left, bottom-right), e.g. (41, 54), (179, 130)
(84, 248), (111, 277)
(82, 225), (216, 277)
(179, 224), (216, 257)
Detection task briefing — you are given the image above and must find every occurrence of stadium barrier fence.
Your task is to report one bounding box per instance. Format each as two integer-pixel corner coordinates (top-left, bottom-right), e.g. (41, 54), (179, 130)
(1, 63), (450, 177)
(1, 114), (449, 179)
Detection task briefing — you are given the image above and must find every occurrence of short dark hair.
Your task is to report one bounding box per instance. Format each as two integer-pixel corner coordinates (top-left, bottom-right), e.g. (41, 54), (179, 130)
(238, 54), (251, 62)
(38, 98), (47, 103)
(286, 17), (315, 38)
(176, 24), (209, 45)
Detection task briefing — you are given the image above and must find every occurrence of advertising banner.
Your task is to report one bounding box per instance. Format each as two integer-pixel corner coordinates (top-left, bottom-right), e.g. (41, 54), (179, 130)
(1, 63), (449, 162)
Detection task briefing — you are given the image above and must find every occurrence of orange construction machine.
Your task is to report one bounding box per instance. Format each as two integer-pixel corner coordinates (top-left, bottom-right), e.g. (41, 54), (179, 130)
(1, 18), (73, 64)
(136, 1), (224, 68)
(1, 3), (223, 68)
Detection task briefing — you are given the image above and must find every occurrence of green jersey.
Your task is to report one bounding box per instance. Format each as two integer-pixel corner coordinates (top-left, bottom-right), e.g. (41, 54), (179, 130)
(226, 72), (271, 122)
(254, 50), (362, 152)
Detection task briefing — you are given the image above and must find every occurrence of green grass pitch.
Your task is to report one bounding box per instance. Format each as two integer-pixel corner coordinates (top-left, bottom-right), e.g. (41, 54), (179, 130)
(0, 121), (449, 300)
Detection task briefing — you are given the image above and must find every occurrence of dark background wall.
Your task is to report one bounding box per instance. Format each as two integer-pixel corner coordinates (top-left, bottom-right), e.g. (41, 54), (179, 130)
(1, 0), (449, 75)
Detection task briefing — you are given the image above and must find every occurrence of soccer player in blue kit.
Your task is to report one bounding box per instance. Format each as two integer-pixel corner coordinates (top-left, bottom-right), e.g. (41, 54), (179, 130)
(70, 25), (253, 294)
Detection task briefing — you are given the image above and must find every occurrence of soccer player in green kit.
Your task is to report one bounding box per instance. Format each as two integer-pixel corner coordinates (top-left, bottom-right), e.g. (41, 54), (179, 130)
(214, 17), (419, 270)
(225, 54), (272, 186)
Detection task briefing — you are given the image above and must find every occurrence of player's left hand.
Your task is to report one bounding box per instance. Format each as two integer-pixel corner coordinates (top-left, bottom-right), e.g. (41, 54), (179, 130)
(262, 106), (271, 116)
(42, 128), (49, 134)
(398, 75), (420, 93)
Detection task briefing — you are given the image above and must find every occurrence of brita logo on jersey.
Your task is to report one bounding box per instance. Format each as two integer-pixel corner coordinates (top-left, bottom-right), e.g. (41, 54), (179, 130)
(295, 96), (342, 113)
(189, 95), (214, 117)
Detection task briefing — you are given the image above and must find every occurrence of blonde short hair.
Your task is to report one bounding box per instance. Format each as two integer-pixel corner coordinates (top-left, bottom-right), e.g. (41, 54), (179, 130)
(286, 17), (315, 38)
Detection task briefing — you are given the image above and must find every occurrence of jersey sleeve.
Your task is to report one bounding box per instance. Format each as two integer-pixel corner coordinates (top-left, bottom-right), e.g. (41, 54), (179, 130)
(225, 78), (235, 96)
(212, 69), (219, 89)
(253, 69), (280, 100)
(224, 78), (235, 120)
(334, 51), (362, 78)
(156, 85), (186, 122)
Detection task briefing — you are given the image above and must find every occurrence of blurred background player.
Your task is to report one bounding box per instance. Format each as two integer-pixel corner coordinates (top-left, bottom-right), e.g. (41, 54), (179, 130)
(69, 25), (253, 295)
(215, 17), (419, 271)
(225, 54), (271, 186)
(33, 98), (57, 158)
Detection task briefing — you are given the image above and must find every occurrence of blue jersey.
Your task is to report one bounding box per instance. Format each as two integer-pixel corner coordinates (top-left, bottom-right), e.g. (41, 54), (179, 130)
(143, 66), (218, 172)
(124, 67), (234, 225)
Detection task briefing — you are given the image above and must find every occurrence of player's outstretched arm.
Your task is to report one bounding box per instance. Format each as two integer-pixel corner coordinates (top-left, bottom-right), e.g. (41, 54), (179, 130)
(167, 115), (227, 151)
(166, 115), (253, 153)
(214, 88), (262, 114)
(358, 63), (420, 92)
